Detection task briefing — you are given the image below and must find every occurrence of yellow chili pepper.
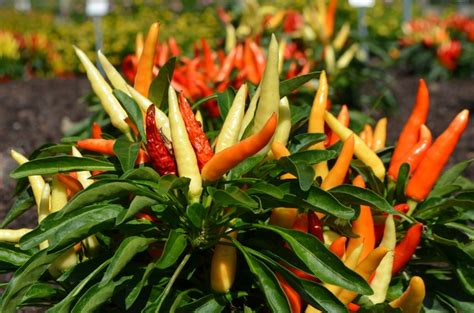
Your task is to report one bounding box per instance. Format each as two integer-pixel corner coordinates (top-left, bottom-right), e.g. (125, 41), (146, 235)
(225, 24), (236, 53)
(0, 229), (32, 243)
(333, 22), (351, 51)
(72, 146), (93, 188)
(74, 46), (132, 140)
(389, 276), (426, 313)
(195, 110), (204, 128)
(336, 43), (359, 70)
(97, 50), (130, 95)
(135, 32), (144, 58)
(324, 111), (386, 180)
(38, 184), (51, 250)
(216, 84), (248, 153)
(325, 45), (336, 74)
(10, 149), (45, 208)
(368, 215), (396, 304)
(168, 86), (202, 202)
(239, 85), (260, 140)
(273, 97), (291, 147)
(308, 71), (329, 180)
(51, 176), (68, 213)
(372, 117), (388, 151)
(210, 230), (238, 293)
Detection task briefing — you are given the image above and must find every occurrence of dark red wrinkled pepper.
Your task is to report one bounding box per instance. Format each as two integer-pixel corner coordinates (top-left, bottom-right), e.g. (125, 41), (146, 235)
(308, 211), (324, 242)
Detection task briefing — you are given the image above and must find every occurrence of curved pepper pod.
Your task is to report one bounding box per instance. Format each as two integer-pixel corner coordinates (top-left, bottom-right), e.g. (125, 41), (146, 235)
(10, 149), (45, 208)
(210, 231), (238, 293)
(321, 134), (354, 190)
(389, 276), (425, 313)
(201, 113), (277, 182)
(372, 117), (387, 151)
(406, 110), (469, 201)
(134, 22), (160, 97)
(392, 223), (423, 274)
(324, 111), (386, 180)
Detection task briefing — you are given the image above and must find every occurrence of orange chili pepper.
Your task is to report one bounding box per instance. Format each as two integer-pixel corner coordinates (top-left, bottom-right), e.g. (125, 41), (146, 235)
(249, 39), (266, 81)
(276, 272), (301, 313)
(392, 223), (423, 274)
(201, 38), (217, 80)
(359, 124), (373, 149)
(215, 47), (236, 82)
(346, 175), (375, 262)
(76, 138), (149, 164)
(134, 22), (160, 97)
(325, 0), (338, 39)
(243, 38), (260, 84)
(329, 236), (347, 258)
(91, 122), (102, 139)
(406, 110), (469, 201)
(328, 105), (349, 146)
(388, 124), (432, 181)
(321, 134), (354, 190)
(201, 113), (277, 182)
(168, 37), (181, 56)
(347, 303), (360, 312)
(389, 79), (430, 173)
(56, 173), (83, 198)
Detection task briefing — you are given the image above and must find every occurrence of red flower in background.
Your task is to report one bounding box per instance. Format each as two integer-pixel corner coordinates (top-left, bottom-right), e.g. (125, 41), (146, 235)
(437, 40), (462, 70)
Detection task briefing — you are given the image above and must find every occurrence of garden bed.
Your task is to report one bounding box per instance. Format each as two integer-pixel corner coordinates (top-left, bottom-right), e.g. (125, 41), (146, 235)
(0, 73), (473, 228)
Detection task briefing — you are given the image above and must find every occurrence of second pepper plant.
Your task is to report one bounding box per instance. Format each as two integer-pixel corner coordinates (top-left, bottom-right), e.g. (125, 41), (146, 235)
(1, 24), (472, 313)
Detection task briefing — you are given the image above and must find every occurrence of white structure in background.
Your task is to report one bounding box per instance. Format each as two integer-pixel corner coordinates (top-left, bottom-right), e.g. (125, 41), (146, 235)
(348, 0), (375, 61)
(86, 0), (109, 70)
(15, 0), (31, 11)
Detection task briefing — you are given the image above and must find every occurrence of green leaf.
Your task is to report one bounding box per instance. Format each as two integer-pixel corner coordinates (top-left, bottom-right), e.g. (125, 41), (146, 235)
(10, 156), (115, 179)
(228, 154), (265, 180)
(175, 294), (226, 313)
(247, 181), (284, 199)
(101, 236), (156, 286)
(20, 204), (123, 252)
(186, 203), (207, 229)
(208, 186), (259, 210)
(231, 238), (291, 313)
(155, 229), (187, 269)
(288, 133), (326, 153)
(329, 185), (398, 215)
(113, 136), (140, 172)
(0, 190), (34, 228)
(121, 167), (161, 181)
(432, 158), (474, 193)
(71, 275), (132, 313)
(0, 248), (67, 313)
(47, 259), (111, 313)
(218, 87), (235, 121)
(0, 242), (32, 267)
(276, 158), (314, 191)
(395, 163), (410, 202)
(20, 282), (64, 306)
(306, 187), (355, 219)
(350, 160), (385, 195)
(125, 263), (155, 309)
(114, 89), (146, 143)
(116, 195), (159, 225)
(280, 71), (319, 98)
(251, 224), (372, 295)
(456, 262), (474, 296)
(148, 57), (176, 110)
(288, 149), (337, 165)
(290, 105), (310, 127)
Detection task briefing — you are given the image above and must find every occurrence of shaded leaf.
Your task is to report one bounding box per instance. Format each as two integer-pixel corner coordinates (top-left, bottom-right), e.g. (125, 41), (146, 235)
(288, 133), (326, 153)
(280, 71), (319, 98)
(208, 186), (259, 210)
(155, 229), (187, 269)
(217, 87), (235, 121)
(113, 136), (140, 172)
(0, 190), (34, 228)
(148, 57), (176, 110)
(114, 90), (146, 142)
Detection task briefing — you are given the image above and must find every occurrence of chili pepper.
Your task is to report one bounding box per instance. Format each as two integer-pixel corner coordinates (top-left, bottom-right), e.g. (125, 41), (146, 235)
(168, 86), (202, 202)
(329, 236), (347, 258)
(291, 212), (308, 233)
(215, 47), (236, 82)
(269, 208), (298, 229)
(325, 0), (337, 39)
(201, 38), (218, 81)
(406, 110), (469, 201)
(328, 105), (349, 146)
(135, 32), (144, 58)
(333, 22), (351, 51)
(392, 223), (423, 274)
(273, 97), (292, 148)
(98, 50), (131, 95)
(178, 92), (213, 169)
(72, 146), (94, 188)
(249, 35), (279, 156)
(225, 23), (236, 53)
(74, 46), (132, 140)
(202, 113), (277, 182)
(359, 124), (373, 149)
(308, 71), (329, 179)
(368, 215), (396, 304)
(56, 174), (83, 198)
(308, 211), (324, 242)
(91, 122), (102, 139)
(211, 231), (238, 293)
(372, 118), (387, 151)
(389, 125), (432, 181)
(336, 43), (359, 70)
(121, 54), (138, 83)
(195, 110), (204, 128)
(337, 247), (389, 304)
(51, 176), (68, 213)
(146, 105), (177, 175)
(37, 184), (51, 251)
(390, 79), (430, 174)
(389, 276), (425, 313)
(324, 111), (385, 180)
(249, 39), (266, 81)
(10, 149), (45, 208)
(157, 42), (169, 67)
(76, 138), (149, 164)
(321, 134), (354, 190)
(216, 84), (247, 153)
(347, 303), (360, 312)
(0, 228), (31, 243)
(234, 43), (244, 69)
(239, 85), (260, 140)
(276, 272), (301, 313)
(134, 22), (159, 97)
(243, 38), (260, 85)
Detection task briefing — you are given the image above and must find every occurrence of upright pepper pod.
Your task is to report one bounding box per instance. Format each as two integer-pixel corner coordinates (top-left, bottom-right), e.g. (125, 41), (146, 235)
(210, 231), (238, 293)
(372, 117), (387, 151)
(392, 223), (423, 274)
(324, 111), (386, 180)
(389, 276), (425, 313)
(308, 71), (329, 179)
(10, 150), (45, 209)
(134, 22), (160, 97)
(71, 146), (93, 188)
(273, 97), (292, 147)
(328, 104), (349, 146)
(74, 46), (132, 140)
(321, 134), (354, 190)
(239, 85), (260, 140)
(168, 86), (202, 202)
(97, 50), (131, 95)
(333, 22), (350, 51)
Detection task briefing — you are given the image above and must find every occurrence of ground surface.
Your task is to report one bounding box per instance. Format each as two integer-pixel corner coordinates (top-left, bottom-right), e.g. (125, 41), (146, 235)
(0, 74), (473, 230)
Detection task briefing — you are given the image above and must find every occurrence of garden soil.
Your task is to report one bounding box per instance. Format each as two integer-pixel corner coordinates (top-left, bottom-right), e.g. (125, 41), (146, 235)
(0, 74), (473, 230)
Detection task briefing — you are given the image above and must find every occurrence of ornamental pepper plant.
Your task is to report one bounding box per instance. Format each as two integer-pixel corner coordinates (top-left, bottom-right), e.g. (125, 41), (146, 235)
(1, 24), (473, 313)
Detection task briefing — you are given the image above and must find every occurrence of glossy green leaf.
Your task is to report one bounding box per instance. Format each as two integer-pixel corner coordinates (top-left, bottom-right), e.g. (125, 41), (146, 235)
(306, 187), (355, 219)
(432, 158), (474, 192)
(350, 160), (385, 195)
(456, 263), (474, 296)
(121, 167), (161, 181)
(0, 243), (32, 267)
(277, 158), (314, 191)
(101, 236), (156, 286)
(10, 156), (115, 179)
(395, 163), (410, 202)
(290, 105), (310, 127)
(113, 136), (140, 172)
(252, 224), (371, 295)
(0, 248), (66, 313)
(0, 190), (34, 228)
(247, 181), (284, 199)
(329, 185), (398, 215)
(156, 175), (190, 195)
(125, 263), (155, 309)
(20, 282), (64, 306)
(186, 203), (207, 229)
(114, 89), (146, 142)
(116, 195), (159, 225)
(155, 229), (187, 269)
(218, 87), (235, 121)
(20, 204), (123, 251)
(288, 150), (337, 165)
(208, 186), (259, 210)
(288, 133), (327, 153)
(228, 154), (265, 180)
(231, 238), (291, 313)
(280, 71), (319, 98)
(71, 275), (132, 313)
(175, 294), (226, 313)
(148, 57), (176, 110)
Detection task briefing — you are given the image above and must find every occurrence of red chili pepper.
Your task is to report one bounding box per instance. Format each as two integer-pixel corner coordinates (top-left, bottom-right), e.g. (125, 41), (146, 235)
(244, 38), (260, 85)
(249, 39), (266, 81)
(308, 211), (324, 242)
(292, 213), (308, 233)
(234, 44), (244, 69)
(215, 47), (236, 82)
(136, 212), (158, 223)
(201, 38), (217, 80)
(91, 122), (102, 139)
(329, 236), (347, 258)
(389, 80), (430, 179)
(145, 105), (177, 175)
(348, 302), (360, 312)
(168, 37), (181, 56)
(392, 223), (423, 274)
(157, 42), (169, 67)
(406, 110), (469, 201)
(178, 92), (213, 169)
(56, 173), (83, 198)
(121, 54), (138, 83)
(276, 272), (302, 313)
